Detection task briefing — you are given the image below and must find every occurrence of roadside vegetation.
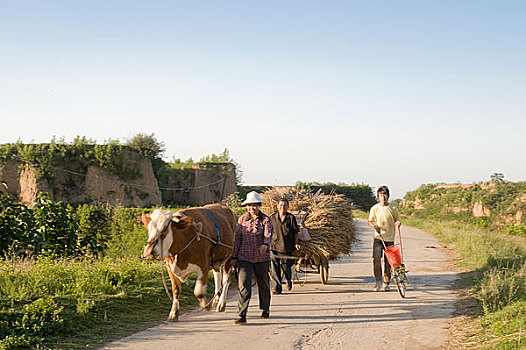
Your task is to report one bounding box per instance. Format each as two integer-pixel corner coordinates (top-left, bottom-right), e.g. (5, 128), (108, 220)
(352, 209), (369, 220)
(0, 192), (211, 349)
(401, 177), (526, 349)
(0, 137), (246, 349)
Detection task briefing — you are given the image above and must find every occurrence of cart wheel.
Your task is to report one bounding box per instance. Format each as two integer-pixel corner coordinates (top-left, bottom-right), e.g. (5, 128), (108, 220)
(319, 261), (329, 284)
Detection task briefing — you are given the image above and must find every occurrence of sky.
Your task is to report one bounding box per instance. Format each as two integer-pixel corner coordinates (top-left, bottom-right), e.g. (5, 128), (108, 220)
(1, 1), (525, 199)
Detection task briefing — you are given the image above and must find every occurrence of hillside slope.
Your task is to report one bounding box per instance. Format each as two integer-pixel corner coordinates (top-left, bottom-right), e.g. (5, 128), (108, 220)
(403, 182), (526, 228)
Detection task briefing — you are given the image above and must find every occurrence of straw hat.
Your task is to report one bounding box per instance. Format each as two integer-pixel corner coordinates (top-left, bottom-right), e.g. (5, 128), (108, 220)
(242, 191), (263, 206)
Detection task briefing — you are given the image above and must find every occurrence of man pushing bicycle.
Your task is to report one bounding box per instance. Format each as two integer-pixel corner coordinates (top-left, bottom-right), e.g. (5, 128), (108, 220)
(368, 185), (402, 292)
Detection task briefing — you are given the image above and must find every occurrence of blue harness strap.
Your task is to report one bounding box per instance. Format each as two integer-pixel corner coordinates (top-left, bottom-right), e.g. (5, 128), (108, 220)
(205, 208), (221, 245)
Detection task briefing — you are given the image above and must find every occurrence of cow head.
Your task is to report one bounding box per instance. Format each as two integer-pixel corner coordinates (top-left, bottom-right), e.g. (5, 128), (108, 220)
(142, 209), (203, 259)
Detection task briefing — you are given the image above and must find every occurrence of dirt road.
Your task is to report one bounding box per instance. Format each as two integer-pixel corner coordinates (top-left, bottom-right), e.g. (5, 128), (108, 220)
(103, 219), (458, 350)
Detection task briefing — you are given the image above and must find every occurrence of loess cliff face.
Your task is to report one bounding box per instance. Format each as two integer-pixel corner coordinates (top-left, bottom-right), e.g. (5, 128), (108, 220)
(159, 163), (237, 206)
(0, 155), (237, 207)
(0, 151), (162, 207)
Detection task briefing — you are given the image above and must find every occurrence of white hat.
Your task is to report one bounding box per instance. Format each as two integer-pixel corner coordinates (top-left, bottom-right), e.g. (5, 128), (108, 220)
(242, 191), (263, 206)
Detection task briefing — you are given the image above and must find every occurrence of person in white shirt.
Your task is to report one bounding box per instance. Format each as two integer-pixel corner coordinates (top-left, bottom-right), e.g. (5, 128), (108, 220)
(368, 185), (401, 292)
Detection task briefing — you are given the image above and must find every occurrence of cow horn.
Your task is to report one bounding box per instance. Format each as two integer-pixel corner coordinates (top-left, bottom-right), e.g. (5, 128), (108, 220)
(172, 212), (186, 223)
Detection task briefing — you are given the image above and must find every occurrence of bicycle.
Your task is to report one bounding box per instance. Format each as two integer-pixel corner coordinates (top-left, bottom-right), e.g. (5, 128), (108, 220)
(378, 227), (408, 298)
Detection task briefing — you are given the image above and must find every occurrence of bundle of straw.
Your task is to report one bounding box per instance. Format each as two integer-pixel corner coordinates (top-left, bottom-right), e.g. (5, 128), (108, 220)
(261, 186), (355, 261)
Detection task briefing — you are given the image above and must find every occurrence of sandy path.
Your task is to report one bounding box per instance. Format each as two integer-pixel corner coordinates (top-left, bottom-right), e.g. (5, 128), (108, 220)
(102, 219), (458, 350)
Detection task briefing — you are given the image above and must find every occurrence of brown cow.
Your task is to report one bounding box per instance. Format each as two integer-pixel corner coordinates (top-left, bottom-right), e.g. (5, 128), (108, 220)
(142, 203), (236, 320)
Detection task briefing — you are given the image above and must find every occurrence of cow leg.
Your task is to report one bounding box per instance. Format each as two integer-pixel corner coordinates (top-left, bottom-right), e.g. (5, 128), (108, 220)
(194, 268), (210, 310)
(166, 265), (181, 321)
(216, 266), (231, 312)
(212, 268), (222, 308)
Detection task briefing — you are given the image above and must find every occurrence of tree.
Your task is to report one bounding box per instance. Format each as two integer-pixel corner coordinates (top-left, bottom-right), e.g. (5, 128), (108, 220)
(490, 173), (505, 183)
(125, 133), (165, 159)
(200, 148), (242, 183)
(200, 148), (233, 163)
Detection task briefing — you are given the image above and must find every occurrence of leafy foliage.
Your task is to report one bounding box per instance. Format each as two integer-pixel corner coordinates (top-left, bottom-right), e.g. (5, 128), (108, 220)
(0, 297), (63, 349)
(490, 172), (506, 183)
(0, 193), (35, 257)
(125, 133), (166, 179)
(0, 136), (142, 182)
(0, 193), (150, 259)
(74, 204), (111, 256)
(222, 192), (246, 216)
(125, 133), (165, 160)
(31, 193), (80, 257)
(103, 206), (150, 258)
(199, 148), (233, 163)
(163, 148), (241, 184)
(295, 181), (377, 210)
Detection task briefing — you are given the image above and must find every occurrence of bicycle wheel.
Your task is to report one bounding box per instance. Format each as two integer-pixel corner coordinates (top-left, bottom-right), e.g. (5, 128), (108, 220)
(393, 271), (406, 298)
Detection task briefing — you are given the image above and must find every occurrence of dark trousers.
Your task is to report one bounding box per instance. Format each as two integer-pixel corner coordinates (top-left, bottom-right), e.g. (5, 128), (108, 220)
(237, 259), (271, 317)
(271, 251), (293, 293)
(373, 239), (394, 283)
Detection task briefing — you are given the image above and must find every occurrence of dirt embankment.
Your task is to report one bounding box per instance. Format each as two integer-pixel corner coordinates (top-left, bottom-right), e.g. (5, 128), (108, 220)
(0, 152), (162, 207)
(0, 156), (238, 207)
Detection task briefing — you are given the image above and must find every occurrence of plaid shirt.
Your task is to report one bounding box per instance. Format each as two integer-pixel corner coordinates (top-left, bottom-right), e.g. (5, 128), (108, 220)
(232, 211), (273, 263)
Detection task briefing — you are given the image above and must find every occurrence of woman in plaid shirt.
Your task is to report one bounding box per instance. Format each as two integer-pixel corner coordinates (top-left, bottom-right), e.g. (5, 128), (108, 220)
(232, 191), (273, 325)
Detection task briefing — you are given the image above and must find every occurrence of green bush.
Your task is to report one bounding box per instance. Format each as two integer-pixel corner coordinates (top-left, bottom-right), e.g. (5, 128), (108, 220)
(0, 196), (36, 257)
(0, 297), (63, 349)
(104, 206), (149, 258)
(295, 181), (377, 210)
(32, 193), (80, 257)
(505, 224), (526, 237)
(0, 193), (152, 259)
(19, 297), (63, 336)
(222, 192), (246, 217)
(74, 204), (111, 256)
(0, 193), (108, 258)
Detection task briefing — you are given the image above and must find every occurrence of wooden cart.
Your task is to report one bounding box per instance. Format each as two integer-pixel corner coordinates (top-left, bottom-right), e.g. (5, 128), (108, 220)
(291, 210), (330, 284)
(293, 254), (329, 284)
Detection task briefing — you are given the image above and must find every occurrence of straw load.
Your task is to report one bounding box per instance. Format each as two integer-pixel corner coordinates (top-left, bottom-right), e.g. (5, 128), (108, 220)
(261, 187), (356, 261)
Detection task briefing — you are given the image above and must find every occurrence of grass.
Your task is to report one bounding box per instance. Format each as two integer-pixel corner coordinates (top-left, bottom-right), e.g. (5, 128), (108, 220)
(0, 257), (216, 349)
(477, 300), (526, 349)
(352, 209), (369, 220)
(402, 216), (526, 349)
(402, 218), (526, 270)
